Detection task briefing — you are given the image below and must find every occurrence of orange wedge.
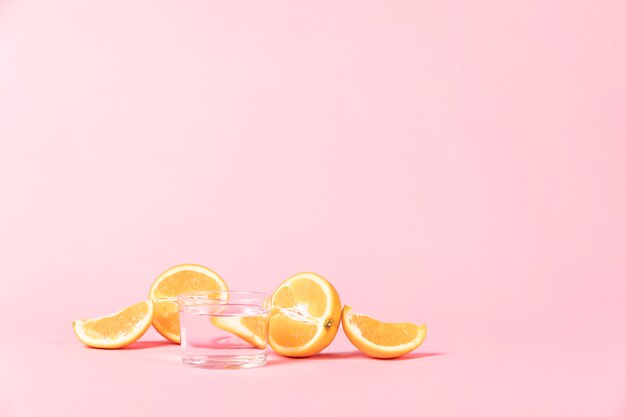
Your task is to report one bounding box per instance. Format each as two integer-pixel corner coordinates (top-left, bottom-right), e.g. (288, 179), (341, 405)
(149, 264), (228, 343)
(269, 272), (342, 357)
(72, 300), (154, 349)
(211, 316), (268, 349)
(342, 305), (427, 358)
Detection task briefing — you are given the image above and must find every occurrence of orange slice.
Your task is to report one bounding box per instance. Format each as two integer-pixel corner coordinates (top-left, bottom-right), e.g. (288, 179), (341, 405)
(72, 300), (154, 349)
(149, 264), (228, 343)
(211, 316), (268, 349)
(342, 305), (427, 358)
(269, 272), (342, 357)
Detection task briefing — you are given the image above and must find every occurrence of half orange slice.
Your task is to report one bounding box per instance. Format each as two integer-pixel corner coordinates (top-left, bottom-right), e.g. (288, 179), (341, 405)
(72, 300), (154, 349)
(149, 264), (228, 343)
(269, 272), (342, 357)
(342, 305), (427, 358)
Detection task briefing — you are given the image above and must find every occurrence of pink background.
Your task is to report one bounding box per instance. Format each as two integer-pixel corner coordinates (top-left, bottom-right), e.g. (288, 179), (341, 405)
(1, 0), (625, 416)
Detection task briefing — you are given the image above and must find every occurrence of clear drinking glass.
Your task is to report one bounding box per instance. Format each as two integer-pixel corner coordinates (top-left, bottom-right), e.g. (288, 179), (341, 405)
(177, 290), (271, 369)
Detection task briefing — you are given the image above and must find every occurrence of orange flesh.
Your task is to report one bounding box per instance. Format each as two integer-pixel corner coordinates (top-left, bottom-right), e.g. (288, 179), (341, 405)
(272, 280), (327, 315)
(270, 315), (318, 347)
(241, 316), (267, 338)
(270, 279), (329, 347)
(211, 315), (269, 348)
(151, 267), (227, 341)
(152, 270), (225, 297)
(352, 315), (419, 346)
(153, 302), (180, 335)
(81, 302), (150, 338)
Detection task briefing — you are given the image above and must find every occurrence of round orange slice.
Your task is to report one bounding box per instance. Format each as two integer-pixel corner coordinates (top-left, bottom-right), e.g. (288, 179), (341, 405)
(72, 300), (154, 349)
(149, 264), (228, 343)
(342, 305), (427, 358)
(269, 272), (342, 357)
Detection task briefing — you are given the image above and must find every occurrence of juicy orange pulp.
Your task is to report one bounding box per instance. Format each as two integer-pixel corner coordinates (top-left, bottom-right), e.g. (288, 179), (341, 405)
(342, 305), (426, 358)
(72, 300), (154, 349)
(269, 272), (342, 357)
(149, 264), (228, 343)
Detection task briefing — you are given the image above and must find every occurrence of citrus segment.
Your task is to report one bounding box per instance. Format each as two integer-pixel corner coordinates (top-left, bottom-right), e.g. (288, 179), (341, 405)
(341, 305), (427, 358)
(149, 264), (227, 343)
(270, 315), (318, 348)
(72, 300), (154, 349)
(211, 315), (268, 349)
(269, 272), (342, 357)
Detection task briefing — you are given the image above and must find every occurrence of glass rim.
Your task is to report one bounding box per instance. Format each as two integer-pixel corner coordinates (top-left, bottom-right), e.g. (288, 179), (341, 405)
(174, 290), (270, 303)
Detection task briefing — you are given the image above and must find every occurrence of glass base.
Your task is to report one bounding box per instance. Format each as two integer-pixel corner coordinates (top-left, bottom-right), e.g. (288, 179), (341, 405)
(182, 352), (267, 369)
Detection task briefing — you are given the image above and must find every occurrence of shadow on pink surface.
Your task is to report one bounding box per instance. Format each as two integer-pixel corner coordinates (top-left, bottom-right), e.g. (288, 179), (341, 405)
(78, 340), (445, 364)
(120, 340), (174, 350)
(267, 350), (445, 365)
(76, 340), (175, 350)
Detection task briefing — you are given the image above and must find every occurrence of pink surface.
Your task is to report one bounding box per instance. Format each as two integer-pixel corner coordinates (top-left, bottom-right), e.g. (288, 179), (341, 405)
(1, 0), (625, 416)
